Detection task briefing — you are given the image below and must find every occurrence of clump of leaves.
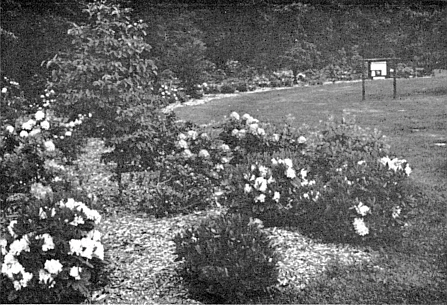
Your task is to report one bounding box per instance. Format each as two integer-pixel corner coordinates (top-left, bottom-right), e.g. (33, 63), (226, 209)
(173, 213), (279, 303)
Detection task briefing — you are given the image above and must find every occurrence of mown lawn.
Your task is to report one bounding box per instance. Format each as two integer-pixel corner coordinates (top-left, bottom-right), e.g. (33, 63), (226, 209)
(85, 77), (446, 304)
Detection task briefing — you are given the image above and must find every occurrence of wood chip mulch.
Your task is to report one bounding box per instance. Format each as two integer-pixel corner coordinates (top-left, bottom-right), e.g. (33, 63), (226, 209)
(73, 139), (379, 303)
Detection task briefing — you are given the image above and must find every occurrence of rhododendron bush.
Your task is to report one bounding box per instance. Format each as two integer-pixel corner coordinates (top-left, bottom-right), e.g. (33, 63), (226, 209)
(1, 194), (106, 303)
(219, 112), (415, 245)
(122, 125), (234, 216)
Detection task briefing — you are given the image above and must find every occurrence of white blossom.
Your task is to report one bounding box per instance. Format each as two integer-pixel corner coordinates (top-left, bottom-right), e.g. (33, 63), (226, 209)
(297, 136), (307, 144)
(353, 218), (369, 236)
(405, 165), (412, 176)
(229, 111), (240, 120)
(9, 235), (30, 256)
(177, 139), (188, 149)
(254, 177), (268, 192)
(44, 259), (63, 274)
(244, 184), (252, 193)
(355, 202), (370, 216)
(220, 144), (230, 151)
(7, 220), (18, 238)
(198, 149), (210, 158)
(254, 194), (266, 203)
(183, 149), (193, 158)
(36, 233), (55, 252)
(40, 120), (50, 130)
(285, 168), (296, 179)
(258, 165), (268, 178)
(44, 140), (56, 152)
(273, 191), (280, 203)
(69, 266), (82, 280)
(0, 239), (7, 255)
(29, 128), (41, 136)
(39, 269), (54, 286)
(187, 130), (198, 140)
(392, 206), (401, 219)
(5, 125), (14, 133)
(19, 130), (29, 138)
(35, 110), (45, 121)
(70, 215), (85, 226)
(22, 119), (36, 130)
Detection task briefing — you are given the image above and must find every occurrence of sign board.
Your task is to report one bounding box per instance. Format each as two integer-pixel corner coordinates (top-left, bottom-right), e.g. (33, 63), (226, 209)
(370, 61), (387, 77)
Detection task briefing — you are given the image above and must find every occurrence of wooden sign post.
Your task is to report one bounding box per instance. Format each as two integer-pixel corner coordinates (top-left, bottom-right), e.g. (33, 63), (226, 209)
(362, 57), (400, 101)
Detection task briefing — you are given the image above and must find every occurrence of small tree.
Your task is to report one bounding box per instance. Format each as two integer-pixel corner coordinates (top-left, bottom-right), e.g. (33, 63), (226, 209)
(46, 1), (167, 193)
(280, 40), (320, 84)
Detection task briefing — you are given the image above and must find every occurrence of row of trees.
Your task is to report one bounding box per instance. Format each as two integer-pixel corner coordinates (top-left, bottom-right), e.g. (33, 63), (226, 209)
(1, 0), (447, 99)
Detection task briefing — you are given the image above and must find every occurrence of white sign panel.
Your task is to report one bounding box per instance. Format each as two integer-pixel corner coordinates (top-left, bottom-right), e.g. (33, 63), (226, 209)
(370, 61), (387, 76)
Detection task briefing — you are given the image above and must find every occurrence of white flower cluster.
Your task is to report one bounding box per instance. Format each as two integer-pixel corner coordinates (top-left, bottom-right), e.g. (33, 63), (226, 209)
(271, 158), (296, 179)
(230, 112), (266, 138)
(17, 109), (52, 138)
(68, 229), (104, 260)
(1, 199), (104, 291)
(59, 198), (102, 224)
(1, 234), (33, 290)
(244, 164), (279, 204)
(392, 205), (401, 219)
(353, 201), (370, 216)
(1, 252), (33, 290)
(198, 149), (210, 158)
(379, 156), (412, 176)
(353, 218), (369, 236)
(35, 234), (55, 252)
(39, 259), (63, 288)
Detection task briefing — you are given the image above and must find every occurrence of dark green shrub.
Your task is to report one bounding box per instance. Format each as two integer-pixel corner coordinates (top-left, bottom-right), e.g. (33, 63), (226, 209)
(283, 78), (294, 87)
(270, 79), (281, 88)
(173, 213), (279, 303)
(220, 83), (236, 94)
(235, 82), (248, 92)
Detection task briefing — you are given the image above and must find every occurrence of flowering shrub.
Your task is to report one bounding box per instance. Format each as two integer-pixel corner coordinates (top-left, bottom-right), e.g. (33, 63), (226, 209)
(173, 213), (278, 303)
(218, 112), (308, 166)
(123, 126), (233, 216)
(294, 117), (415, 244)
(0, 195), (106, 303)
(221, 114), (415, 245)
(227, 154), (316, 227)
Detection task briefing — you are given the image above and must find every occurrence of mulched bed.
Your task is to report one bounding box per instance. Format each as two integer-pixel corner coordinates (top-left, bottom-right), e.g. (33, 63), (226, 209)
(74, 139), (380, 304)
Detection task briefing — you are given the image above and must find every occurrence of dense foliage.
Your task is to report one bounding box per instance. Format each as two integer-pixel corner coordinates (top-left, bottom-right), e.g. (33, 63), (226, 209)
(2, 0), (446, 101)
(173, 213), (279, 303)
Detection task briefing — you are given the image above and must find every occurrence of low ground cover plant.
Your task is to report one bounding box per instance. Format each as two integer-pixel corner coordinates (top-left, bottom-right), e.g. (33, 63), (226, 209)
(173, 213), (279, 303)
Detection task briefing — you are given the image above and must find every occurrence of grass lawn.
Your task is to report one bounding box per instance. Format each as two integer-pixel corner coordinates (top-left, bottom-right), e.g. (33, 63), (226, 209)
(84, 77), (446, 304)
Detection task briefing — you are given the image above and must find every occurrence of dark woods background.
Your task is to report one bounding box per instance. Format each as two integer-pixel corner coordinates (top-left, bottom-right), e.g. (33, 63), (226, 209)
(1, 0), (446, 99)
